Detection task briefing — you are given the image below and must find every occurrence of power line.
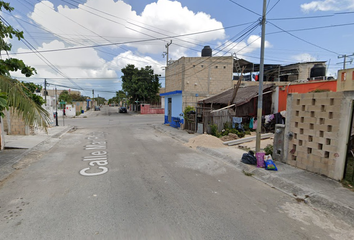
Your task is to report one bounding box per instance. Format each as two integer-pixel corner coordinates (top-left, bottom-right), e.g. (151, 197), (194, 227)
(268, 22), (354, 34)
(267, 0), (281, 14)
(10, 22), (256, 55)
(1, 15), (84, 90)
(164, 21), (260, 80)
(228, 0), (260, 16)
(269, 11), (354, 20)
(268, 21), (339, 55)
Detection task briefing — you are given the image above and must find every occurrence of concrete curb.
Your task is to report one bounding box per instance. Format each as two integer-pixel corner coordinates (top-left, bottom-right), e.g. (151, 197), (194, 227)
(153, 124), (192, 143)
(153, 124), (354, 224)
(196, 146), (354, 224)
(0, 126), (73, 182)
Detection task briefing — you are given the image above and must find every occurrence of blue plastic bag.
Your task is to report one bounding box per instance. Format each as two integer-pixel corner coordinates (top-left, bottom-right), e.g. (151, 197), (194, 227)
(264, 155), (278, 171)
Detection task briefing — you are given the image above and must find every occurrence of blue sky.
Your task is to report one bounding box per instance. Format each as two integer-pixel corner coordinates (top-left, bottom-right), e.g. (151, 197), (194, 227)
(4, 0), (354, 100)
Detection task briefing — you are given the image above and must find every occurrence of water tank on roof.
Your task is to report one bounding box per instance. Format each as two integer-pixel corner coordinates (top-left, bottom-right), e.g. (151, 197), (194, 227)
(201, 46), (212, 57)
(310, 64), (326, 78)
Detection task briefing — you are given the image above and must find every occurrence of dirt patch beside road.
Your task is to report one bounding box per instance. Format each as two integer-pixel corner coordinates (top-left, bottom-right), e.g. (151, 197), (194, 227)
(184, 134), (226, 149)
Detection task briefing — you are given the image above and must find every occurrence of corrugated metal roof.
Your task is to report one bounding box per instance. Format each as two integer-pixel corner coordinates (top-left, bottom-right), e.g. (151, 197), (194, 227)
(199, 83), (275, 106)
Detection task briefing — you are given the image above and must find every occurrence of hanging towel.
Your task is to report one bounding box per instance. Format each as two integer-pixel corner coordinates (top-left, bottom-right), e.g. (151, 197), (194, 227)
(253, 120), (257, 130)
(249, 117), (254, 129)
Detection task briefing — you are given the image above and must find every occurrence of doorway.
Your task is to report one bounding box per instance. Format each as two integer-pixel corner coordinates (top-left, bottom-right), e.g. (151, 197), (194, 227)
(168, 98), (172, 123)
(344, 101), (354, 184)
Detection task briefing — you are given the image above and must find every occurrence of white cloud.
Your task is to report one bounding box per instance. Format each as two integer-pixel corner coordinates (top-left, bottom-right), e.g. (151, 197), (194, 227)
(11, 40), (116, 79)
(107, 51), (165, 75)
(292, 53), (317, 62)
(215, 35), (272, 59)
(301, 0), (354, 12)
(29, 0), (225, 57)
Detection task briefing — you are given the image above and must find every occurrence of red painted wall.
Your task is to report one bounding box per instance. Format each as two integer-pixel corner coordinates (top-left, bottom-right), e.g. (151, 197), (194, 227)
(140, 104), (165, 114)
(278, 80), (337, 112)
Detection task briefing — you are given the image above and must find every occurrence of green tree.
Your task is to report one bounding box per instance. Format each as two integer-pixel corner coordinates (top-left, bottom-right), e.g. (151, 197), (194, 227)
(116, 90), (127, 105)
(0, 2), (36, 77)
(71, 93), (88, 102)
(94, 96), (106, 105)
(59, 90), (73, 104)
(0, 90), (8, 118)
(0, 1), (49, 129)
(121, 65), (161, 104)
(21, 82), (45, 106)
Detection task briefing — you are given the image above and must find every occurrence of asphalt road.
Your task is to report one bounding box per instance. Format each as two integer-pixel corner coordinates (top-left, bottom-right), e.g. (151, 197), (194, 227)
(0, 106), (351, 240)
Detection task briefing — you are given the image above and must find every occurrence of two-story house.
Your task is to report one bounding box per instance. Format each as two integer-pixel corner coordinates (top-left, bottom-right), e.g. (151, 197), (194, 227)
(161, 46), (234, 128)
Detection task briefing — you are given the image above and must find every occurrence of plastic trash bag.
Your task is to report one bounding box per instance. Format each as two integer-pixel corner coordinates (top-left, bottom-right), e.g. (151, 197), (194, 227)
(241, 151), (257, 165)
(264, 155), (277, 171)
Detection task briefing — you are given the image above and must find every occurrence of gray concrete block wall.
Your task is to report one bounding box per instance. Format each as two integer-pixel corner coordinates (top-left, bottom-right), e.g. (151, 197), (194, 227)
(165, 56), (233, 112)
(3, 108), (28, 135)
(286, 91), (347, 180)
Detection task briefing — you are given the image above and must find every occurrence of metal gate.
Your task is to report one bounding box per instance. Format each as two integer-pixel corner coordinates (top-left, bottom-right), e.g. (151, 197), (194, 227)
(344, 100), (354, 184)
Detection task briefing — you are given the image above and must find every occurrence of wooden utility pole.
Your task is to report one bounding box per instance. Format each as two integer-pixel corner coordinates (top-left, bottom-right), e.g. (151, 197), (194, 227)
(229, 67), (245, 106)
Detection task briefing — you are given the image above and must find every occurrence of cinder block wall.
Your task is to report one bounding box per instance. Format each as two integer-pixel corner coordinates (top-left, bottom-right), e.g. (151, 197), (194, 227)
(285, 91), (350, 180)
(3, 108), (28, 135)
(166, 56), (233, 113)
(165, 58), (184, 93)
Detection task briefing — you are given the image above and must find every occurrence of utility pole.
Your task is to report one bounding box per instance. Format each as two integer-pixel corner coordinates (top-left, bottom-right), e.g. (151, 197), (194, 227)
(55, 87), (58, 126)
(92, 89), (94, 110)
(338, 53), (354, 69)
(256, 0), (267, 153)
(44, 79), (47, 106)
(163, 40), (172, 67)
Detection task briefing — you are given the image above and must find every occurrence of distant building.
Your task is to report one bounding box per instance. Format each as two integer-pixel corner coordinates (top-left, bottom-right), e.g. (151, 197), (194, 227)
(161, 46), (234, 127)
(233, 59), (328, 82)
(337, 67), (354, 91)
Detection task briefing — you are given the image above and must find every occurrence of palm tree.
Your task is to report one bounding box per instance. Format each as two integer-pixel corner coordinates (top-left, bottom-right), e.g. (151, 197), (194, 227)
(0, 75), (50, 131)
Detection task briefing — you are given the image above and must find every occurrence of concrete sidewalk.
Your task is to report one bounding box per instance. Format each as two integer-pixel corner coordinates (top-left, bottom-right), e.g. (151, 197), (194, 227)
(154, 123), (354, 224)
(0, 109), (96, 181)
(0, 125), (72, 182)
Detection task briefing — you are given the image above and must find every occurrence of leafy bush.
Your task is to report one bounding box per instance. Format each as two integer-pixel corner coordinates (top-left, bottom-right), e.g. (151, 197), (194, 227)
(210, 124), (218, 137)
(183, 105), (195, 122)
(264, 144), (273, 155)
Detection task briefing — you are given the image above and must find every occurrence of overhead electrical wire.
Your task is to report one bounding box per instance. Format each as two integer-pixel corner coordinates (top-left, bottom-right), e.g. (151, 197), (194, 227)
(16, 0), (263, 56)
(269, 11), (354, 20)
(268, 22), (354, 34)
(1, 15), (84, 90)
(61, 0), (223, 52)
(267, 0), (281, 14)
(164, 20), (261, 80)
(11, 22), (258, 55)
(268, 21), (340, 55)
(227, 0), (260, 16)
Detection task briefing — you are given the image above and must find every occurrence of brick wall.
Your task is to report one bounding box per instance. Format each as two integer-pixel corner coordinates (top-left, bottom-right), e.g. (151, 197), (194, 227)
(140, 104), (164, 114)
(285, 91), (351, 180)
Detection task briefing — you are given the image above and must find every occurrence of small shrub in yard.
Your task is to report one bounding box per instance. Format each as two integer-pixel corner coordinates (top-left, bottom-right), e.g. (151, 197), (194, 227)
(210, 124), (218, 137)
(264, 144), (273, 155)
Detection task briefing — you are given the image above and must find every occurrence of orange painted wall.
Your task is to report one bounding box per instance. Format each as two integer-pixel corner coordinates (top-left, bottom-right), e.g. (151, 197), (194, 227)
(278, 80), (337, 112)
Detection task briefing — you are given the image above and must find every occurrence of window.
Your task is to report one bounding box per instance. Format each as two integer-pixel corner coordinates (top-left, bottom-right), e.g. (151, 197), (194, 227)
(341, 72), (347, 81)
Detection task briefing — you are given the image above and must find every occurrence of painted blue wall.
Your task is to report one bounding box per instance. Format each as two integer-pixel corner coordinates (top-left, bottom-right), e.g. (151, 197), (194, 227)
(160, 91), (183, 128)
